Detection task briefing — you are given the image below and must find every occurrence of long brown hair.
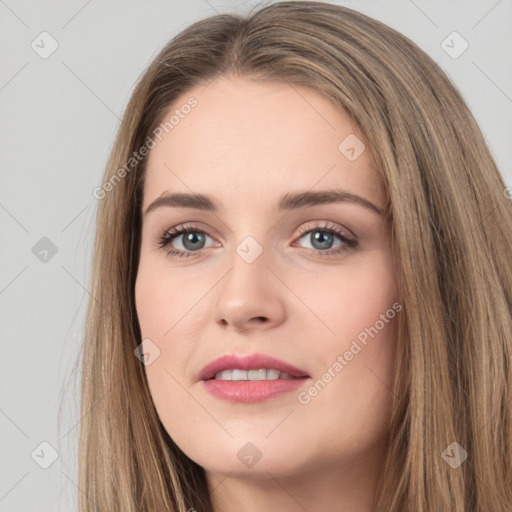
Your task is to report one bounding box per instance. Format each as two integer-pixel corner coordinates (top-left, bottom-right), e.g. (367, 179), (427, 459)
(77, 1), (512, 510)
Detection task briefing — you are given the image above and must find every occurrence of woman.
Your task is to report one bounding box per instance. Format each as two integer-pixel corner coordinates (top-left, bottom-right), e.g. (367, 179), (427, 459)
(79, 1), (512, 510)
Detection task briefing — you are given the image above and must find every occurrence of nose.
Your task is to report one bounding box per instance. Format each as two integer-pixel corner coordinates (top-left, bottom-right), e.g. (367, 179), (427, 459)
(213, 244), (286, 332)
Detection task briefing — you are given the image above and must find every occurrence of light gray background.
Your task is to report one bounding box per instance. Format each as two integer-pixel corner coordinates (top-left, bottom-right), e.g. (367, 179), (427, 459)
(1, 1), (511, 510)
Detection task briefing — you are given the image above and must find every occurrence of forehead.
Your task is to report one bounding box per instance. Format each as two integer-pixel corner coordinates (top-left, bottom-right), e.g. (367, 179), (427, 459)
(142, 76), (384, 212)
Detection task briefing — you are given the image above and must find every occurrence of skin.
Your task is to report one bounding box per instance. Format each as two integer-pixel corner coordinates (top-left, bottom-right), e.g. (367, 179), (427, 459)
(135, 75), (399, 512)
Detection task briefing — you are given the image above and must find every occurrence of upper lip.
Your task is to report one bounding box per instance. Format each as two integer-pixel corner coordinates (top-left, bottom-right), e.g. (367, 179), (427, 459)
(199, 353), (310, 381)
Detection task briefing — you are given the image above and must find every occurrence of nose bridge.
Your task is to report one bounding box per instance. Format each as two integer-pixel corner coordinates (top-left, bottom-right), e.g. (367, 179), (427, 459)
(221, 234), (270, 300)
(213, 233), (285, 329)
(223, 212), (272, 280)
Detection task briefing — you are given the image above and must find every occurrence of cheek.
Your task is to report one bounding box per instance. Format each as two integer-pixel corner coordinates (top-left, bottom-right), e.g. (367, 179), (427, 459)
(134, 261), (203, 340)
(291, 252), (399, 405)
(291, 252), (398, 345)
(134, 264), (207, 416)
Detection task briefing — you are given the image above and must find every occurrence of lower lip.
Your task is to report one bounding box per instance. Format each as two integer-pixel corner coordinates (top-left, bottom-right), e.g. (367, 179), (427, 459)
(202, 378), (310, 403)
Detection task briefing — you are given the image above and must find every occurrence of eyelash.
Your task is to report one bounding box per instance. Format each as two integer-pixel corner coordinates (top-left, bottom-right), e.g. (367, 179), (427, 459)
(156, 221), (358, 259)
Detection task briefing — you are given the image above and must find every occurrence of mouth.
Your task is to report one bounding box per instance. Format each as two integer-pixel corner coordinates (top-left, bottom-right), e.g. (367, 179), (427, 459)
(205, 368), (306, 381)
(198, 353), (310, 381)
(198, 353), (310, 403)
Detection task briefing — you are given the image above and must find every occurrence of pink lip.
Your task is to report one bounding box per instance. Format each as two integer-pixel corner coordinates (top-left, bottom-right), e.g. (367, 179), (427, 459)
(198, 353), (311, 403)
(198, 353), (310, 381)
(202, 379), (309, 403)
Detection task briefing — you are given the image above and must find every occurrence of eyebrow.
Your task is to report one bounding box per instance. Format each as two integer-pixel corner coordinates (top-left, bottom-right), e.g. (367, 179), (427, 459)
(144, 189), (384, 216)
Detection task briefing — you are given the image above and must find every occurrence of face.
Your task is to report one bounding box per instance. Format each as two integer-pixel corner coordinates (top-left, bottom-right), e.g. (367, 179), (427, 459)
(135, 76), (399, 485)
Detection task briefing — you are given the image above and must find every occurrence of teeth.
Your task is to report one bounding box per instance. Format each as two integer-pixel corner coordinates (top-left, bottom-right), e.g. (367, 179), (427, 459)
(232, 369), (247, 380)
(248, 369), (266, 380)
(213, 368), (296, 381)
(266, 369), (280, 380)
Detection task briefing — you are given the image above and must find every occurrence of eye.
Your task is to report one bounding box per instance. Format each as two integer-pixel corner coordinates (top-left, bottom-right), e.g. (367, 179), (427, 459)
(156, 220), (358, 259)
(156, 222), (215, 258)
(293, 221), (357, 257)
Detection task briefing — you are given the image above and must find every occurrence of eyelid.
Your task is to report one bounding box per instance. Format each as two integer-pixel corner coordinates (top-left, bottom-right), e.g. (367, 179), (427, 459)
(295, 220), (356, 240)
(155, 221), (217, 249)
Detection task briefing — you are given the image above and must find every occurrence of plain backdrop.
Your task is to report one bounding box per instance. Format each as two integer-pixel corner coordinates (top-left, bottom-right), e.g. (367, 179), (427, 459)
(0, 0), (511, 510)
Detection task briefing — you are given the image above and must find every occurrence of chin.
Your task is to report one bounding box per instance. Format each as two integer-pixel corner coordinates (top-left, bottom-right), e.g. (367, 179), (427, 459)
(182, 437), (310, 479)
